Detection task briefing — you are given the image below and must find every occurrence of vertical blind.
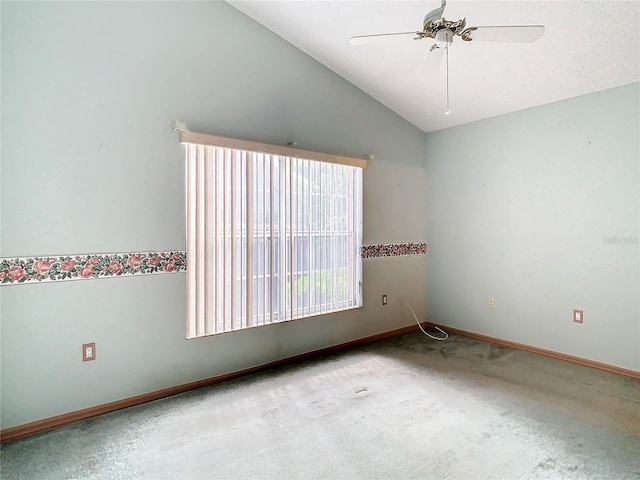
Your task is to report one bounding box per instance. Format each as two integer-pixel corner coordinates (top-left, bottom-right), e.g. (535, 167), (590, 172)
(184, 135), (364, 338)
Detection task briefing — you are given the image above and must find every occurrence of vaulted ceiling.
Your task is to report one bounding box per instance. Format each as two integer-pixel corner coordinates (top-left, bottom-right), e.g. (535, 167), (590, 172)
(228, 1), (640, 133)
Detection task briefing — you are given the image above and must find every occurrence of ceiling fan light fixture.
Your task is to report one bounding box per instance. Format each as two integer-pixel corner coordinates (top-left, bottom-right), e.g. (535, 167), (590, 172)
(435, 29), (453, 48)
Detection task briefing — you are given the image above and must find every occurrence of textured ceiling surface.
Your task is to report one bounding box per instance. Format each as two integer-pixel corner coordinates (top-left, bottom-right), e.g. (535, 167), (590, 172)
(228, 1), (640, 133)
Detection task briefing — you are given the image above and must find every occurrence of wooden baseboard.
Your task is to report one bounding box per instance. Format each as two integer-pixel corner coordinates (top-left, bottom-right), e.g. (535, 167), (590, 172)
(4, 322), (636, 444)
(431, 323), (640, 380)
(0, 324), (418, 444)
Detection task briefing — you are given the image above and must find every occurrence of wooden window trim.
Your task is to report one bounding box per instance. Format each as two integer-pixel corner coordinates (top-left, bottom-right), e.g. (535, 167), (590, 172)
(180, 131), (368, 169)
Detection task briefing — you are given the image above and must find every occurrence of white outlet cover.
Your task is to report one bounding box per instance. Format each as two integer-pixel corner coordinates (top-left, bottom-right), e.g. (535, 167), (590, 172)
(82, 342), (96, 361)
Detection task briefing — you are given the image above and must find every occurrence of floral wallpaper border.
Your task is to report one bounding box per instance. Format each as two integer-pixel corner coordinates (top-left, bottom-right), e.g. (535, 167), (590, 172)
(361, 242), (427, 259)
(1, 243), (424, 285)
(0, 251), (186, 286)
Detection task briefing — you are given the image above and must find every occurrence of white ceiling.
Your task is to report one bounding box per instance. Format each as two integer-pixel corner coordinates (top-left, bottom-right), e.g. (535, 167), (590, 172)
(228, 1), (640, 133)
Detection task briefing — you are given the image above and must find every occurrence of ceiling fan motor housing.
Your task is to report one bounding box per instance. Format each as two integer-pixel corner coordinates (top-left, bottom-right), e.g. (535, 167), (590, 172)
(422, 17), (468, 40)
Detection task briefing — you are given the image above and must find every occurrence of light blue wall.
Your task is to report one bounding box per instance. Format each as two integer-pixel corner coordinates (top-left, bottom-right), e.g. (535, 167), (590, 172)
(1, 1), (427, 428)
(425, 83), (640, 371)
(5, 1), (634, 431)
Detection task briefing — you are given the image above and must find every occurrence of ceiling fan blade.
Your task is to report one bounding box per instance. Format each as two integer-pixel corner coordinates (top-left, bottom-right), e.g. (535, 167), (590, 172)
(423, 0), (447, 27)
(463, 25), (545, 43)
(349, 32), (419, 46)
(418, 47), (443, 77)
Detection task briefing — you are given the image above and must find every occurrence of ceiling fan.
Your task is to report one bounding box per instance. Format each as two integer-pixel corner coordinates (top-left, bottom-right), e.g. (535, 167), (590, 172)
(349, 0), (545, 115)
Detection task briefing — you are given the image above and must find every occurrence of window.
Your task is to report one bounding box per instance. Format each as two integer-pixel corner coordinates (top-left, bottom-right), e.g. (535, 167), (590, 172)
(182, 132), (365, 338)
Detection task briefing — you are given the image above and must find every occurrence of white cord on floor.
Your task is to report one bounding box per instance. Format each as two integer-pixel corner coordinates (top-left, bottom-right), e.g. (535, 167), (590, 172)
(398, 297), (448, 341)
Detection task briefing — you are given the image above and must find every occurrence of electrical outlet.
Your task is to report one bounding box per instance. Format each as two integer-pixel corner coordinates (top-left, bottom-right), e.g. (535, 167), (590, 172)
(83, 342), (96, 362)
(573, 309), (583, 324)
(382, 294), (388, 306)
(488, 298), (496, 309)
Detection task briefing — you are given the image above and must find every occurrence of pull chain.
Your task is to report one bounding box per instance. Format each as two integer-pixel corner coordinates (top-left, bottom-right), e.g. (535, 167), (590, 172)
(444, 37), (452, 116)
